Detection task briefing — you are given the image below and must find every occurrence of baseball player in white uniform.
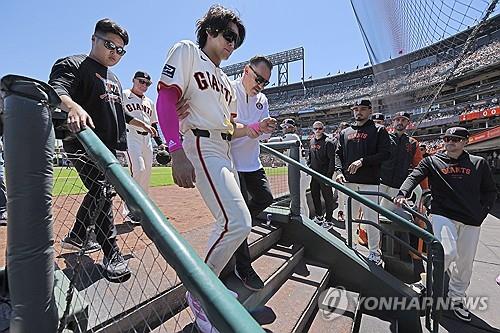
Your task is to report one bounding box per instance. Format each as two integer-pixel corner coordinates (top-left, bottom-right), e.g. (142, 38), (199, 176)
(155, 5), (275, 332)
(123, 71), (164, 223)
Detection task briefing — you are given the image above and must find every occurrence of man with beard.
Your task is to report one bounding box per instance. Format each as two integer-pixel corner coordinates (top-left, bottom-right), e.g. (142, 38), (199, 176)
(335, 99), (391, 266)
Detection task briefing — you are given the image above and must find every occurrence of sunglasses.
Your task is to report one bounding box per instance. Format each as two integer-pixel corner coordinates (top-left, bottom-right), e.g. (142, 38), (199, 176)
(249, 66), (270, 87)
(220, 29), (241, 48)
(137, 79), (152, 87)
(313, 127), (324, 131)
(95, 35), (126, 56)
(443, 137), (463, 143)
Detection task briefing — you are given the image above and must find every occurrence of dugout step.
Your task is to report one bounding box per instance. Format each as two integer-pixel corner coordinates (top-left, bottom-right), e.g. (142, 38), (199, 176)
(112, 223), (282, 333)
(307, 287), (361, 333)
(154, 243), (303, 332)
(54, 269), (89, 333)
(255, 259), (330, 333)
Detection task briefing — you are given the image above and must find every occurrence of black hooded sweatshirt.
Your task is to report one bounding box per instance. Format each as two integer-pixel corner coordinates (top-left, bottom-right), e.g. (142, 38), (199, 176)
(335, 119), (391, 184)
(399, 151), (497, 226)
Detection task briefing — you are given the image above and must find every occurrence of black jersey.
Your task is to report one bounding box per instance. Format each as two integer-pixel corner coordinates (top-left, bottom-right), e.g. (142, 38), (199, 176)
(49, 55), (132, 151)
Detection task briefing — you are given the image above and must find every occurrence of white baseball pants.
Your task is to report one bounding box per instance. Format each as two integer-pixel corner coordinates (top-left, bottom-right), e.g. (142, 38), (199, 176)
(124, 132), (153, 216)
(430, 214), (481, 299)
(183, 130), (252, 276)
(343, 183), (381, 252)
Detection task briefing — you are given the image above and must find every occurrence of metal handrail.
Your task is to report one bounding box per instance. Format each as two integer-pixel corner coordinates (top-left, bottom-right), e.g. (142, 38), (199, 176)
(77, 129), (264, 333)
(260, 142), (443, 333)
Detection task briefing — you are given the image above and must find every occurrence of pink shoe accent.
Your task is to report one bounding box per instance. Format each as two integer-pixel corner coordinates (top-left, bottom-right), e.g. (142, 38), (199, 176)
(186, 291), (219, 333)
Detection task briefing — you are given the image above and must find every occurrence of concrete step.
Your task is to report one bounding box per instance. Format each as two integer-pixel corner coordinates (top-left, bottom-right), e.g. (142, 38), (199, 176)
(358, 312), (398, 333)
(152, 243), (303, 333)
(76, 222), (281, 332)
(258, 260), (330, 333)
(307, 287), (361, 333)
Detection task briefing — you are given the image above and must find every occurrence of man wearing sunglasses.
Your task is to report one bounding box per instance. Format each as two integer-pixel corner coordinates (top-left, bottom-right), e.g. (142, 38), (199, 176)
(156, 6), (275, 332)
(395, 127), (497, 322)
(308, 121), (336, 228)
(229, 55), (276, 291)
(122, 71), (165, 224)
(49, 18), (156, 282)
(335, 99), (391, 266)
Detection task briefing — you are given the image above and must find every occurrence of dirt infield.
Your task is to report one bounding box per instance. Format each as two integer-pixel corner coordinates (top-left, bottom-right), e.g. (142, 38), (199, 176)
(0, 186), (213, 268)
(0, 173), (288, 268)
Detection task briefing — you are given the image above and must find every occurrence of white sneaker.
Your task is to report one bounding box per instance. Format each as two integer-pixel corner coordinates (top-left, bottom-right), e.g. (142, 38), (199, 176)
(313, 216), (324, 225)
(367, 250), (384, 267)
(186, 291), (219, 333)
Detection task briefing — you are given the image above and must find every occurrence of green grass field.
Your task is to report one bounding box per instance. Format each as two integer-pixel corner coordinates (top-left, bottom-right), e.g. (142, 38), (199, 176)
(53, 166), (287, 196)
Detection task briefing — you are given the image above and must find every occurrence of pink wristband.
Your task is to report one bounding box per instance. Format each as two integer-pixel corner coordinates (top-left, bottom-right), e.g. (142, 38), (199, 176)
(248, 122), (261, 133)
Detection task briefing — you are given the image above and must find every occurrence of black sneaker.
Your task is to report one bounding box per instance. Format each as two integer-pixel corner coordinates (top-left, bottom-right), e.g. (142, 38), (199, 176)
(101, 252), (131, 282)
(313, 216), (324, 225)
(452, 300), (471, 322)
(409, 280), (426, 295)
(61, 235), (101, 254)
(234, 266), (264, 291)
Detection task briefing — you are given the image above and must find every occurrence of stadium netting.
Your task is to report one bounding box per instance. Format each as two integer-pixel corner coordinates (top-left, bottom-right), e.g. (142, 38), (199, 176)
(351, 0), (499, 136)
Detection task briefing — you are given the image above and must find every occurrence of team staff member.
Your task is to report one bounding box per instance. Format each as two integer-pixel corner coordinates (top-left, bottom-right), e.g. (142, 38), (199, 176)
(332, 122), (349, 222)
(308, 120), (336, 227)
(335, 99), (391, 266)
(395, 127), (497, 322)
(380, 111), (428, 208)
(156, 6), (275, 332)
(230, 55), (274, 291)
(49, 18), (156, 281)
(372, 112), (385, 126)
(123, 71), (164, 224)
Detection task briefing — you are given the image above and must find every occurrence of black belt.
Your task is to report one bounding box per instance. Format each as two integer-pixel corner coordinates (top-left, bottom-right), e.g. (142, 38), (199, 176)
(192, 129), (232, 141)
(127, 129), (148, 136)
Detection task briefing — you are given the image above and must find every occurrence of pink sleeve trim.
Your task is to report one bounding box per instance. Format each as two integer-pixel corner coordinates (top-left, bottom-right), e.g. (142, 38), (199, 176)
(156, 86), (182, 152)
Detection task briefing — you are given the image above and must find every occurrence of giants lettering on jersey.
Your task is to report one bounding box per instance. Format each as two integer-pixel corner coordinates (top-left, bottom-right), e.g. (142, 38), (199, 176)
(347, 132), (368, 141)
(125, 102), (152, 117)
(441, 166), (471, 175)
(194, 71), (233, 104)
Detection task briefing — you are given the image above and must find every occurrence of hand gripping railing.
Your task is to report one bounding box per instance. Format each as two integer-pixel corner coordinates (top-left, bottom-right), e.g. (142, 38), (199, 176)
(260, 142), (444, 333)
(77, 128), (264, 333)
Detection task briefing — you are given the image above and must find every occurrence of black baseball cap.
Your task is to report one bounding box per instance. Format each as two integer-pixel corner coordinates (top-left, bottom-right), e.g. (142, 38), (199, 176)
(441, 127), (469, 139)
(352, 99), (372, 109)
(393, 111), (411, 120)
(134, 71), (151, 82)
(281, 118), (296, 128)
(372, 113), (385, 121)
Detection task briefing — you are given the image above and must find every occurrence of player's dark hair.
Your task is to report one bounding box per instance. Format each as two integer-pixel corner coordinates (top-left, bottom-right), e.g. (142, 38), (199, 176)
(94, 18), (129, 45)
(249, 56), (273, 71)
(196, 4), (245, 49)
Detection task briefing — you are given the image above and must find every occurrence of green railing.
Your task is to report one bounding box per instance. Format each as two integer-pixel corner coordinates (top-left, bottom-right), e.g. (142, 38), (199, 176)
(260, 142), (444, 333)
(77, 128), (264, 333)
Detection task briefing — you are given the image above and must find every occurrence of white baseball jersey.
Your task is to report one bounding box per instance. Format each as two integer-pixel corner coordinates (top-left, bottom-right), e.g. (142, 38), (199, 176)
(123, 89), (157, 128)
(121, 89), (157, 216)
(159, 40), (236, 134)
(230, 78), (271, 172)
(158, 40), (251, 277)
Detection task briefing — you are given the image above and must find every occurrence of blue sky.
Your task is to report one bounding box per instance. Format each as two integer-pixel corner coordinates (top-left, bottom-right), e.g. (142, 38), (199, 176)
(0, 0), (369, 96)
